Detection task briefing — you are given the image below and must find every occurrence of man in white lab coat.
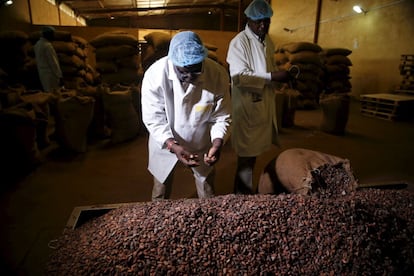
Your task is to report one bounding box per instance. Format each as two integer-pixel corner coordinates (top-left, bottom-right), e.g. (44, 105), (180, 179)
(141, 31), (232, 200)
(34, 26), (63, 92)
(226, 0), (291, 194)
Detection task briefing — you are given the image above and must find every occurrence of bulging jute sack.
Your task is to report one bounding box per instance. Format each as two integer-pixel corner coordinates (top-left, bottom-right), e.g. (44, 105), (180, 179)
(258, 148), (357, 195)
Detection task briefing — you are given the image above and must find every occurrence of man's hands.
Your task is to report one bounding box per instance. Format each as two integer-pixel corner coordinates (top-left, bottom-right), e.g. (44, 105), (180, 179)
(166, 138), (223, 167)
(204, 138), (223, 166)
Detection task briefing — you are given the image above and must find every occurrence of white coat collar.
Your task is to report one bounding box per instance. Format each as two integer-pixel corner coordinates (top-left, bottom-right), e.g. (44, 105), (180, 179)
(245, 24), (268, 45)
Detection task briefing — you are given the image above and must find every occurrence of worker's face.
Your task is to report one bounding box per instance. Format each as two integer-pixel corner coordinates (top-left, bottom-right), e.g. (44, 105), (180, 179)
(248, 17), (271, 40)
(174, 62), (203, 83)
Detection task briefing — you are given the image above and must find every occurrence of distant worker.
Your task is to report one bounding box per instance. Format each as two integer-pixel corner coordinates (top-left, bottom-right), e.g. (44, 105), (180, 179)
(141, 31), (232, 200)
(34, 26), (63, 92)
(226, 0), (291, 194)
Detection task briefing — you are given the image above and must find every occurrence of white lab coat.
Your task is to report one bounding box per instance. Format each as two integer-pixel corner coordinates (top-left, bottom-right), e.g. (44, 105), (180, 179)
(226, 25), (279, 157)
(34, 37), (62, 92)
(141, 56), (232, 183)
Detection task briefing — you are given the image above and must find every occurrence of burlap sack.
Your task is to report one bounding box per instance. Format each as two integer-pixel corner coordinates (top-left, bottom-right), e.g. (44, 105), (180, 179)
(95, 45), (138, 60)
(144, 32), (171, 51)
(52, 41), (77, 54)
(258, 148), (356, 195)
(326, 55), (353, 66)
(280, 42), (322, 54)
(78, 86), (106, 139)
(320, 93), (350, 135)
(287, 51), (323, 65)
(72, 35), (88, 49)
(281, 88), (301, 128)
(323, 48), (352, 57)
(102, 88), (140, 143)
(89, 32), (138, 48)
(54, 94), (95, 152)
(100, 68), (139, 85)
(20, 91), (54, 148)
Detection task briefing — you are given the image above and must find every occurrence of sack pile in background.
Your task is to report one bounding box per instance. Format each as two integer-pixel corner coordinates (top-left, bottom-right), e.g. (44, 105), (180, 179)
(28, 30), (96, 90)
(275, 42), (324, 108)
(90, 31), (140, 86)
(320, 48), (353, 94)
(141, 31), (171, 72)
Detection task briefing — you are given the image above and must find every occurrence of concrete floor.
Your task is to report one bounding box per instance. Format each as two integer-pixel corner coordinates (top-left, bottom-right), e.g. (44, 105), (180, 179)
(1, 99), (414, 275)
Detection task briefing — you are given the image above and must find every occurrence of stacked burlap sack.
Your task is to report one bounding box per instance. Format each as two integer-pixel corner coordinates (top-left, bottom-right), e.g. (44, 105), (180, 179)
(275, 42), (324, 108)
(141, 31), (171, 72)
(0, 30), (39, 89)
(320, 48), (352, 94)
(319, 48), (352, 135)
(90, 31), (140, 85)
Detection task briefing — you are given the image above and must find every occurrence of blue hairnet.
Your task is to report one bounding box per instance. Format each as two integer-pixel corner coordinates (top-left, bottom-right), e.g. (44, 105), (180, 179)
(168, 31), (208, 67)
(42, 26), (55, 34)
(244, 0), (273, 20)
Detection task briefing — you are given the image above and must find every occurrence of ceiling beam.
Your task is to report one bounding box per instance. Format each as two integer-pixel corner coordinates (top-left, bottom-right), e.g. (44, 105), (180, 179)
(72, 4), (238, 15)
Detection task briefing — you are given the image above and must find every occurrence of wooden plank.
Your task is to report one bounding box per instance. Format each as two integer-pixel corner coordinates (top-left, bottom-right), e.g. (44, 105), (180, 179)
(361, 103), (398, 114)
(360, 108), (396, 121)
(360, 93), (414, 102)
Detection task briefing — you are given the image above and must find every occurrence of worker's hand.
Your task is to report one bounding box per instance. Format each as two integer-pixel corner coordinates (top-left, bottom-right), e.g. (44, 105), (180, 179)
(171, 144), (200, 167)
(271, 70), (291, 83)
(204, 138), (223, 166)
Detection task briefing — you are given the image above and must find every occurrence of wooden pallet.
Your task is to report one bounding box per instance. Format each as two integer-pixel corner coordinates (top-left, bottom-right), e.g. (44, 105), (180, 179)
(360, 93), (414, 121)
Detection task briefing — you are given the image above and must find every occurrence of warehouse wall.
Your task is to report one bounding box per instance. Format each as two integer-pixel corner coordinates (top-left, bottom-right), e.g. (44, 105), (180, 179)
(1, 0), (413, 97)
(0, 0), (31, 31)
(270, 0), (414, 97)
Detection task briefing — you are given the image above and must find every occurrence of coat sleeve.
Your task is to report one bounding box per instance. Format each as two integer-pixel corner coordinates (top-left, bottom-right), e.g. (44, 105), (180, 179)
(209, 66), (232, 144)
(141, 65), (174, 149)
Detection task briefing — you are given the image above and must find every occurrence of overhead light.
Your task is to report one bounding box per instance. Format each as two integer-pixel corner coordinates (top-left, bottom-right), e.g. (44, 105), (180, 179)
(5, 0), (13, 6)
(110, 15), (115, 20)
(353, 5), (367, 14)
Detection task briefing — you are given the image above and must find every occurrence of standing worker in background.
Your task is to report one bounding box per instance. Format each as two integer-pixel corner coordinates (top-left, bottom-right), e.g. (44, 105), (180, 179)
(141, 31), (232, 200)
(34, 26), (63, 92)
(226, 0), (291, 194)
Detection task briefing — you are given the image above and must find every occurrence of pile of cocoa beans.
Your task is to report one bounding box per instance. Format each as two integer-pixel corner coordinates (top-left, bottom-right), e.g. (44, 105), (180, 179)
(46, 166), (414, 275)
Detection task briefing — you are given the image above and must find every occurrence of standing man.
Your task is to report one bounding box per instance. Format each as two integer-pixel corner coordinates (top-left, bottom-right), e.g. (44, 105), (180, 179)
(226, 0), (291, 194)
(141, 31), (232, 200)
(34, 26), (63, 92)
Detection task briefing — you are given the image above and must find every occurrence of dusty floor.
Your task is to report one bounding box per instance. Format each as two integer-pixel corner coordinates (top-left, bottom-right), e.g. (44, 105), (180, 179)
(1, 99), (414, 275)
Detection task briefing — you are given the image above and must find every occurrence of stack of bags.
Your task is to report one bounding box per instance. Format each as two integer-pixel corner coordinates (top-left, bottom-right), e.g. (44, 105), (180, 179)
(321, 48), (352, 94)
(28, 30), (94, 90)
(141, 31), (171, 72)
(275, 42), (324, 108)
(62, 35), (97, 89)
(90, 31), (140, 86)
